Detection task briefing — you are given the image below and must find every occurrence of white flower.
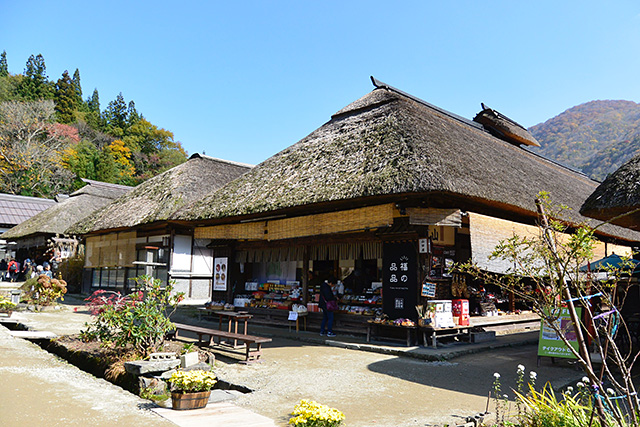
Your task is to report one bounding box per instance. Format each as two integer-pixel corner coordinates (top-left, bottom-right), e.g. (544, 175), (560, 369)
(529, 371), (537, 379)
(517, 364), (525, 372)
(582, 376), (590, 383)
(577, 382), (584, 388)
(494, 373), (501, 379)
(607, 388), (615, 396)
(503, 394), (509, 399)
(566, 386), (574, 393)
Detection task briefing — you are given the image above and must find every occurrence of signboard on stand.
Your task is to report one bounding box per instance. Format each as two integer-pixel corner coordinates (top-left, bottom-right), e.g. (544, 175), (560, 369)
(537, 307), (581, 359)
(382, 242), (418, 319)
(213, 257), (228, 291)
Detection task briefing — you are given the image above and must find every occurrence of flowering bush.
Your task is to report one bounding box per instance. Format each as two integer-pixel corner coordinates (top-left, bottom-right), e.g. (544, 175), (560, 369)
(168, 370), (217, 393)
(22, 274), (67, 309)
(289, 399), (345, 427)
(0, 294), (17, 311)
(80, 275), (184, 356)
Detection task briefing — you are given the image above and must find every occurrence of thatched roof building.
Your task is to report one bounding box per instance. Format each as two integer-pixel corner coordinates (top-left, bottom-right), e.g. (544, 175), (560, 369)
(2, 180), (132, 242)
(68, 154), (252, 235)
(173, 78), (637, 244)
(581, 154), (640, 231)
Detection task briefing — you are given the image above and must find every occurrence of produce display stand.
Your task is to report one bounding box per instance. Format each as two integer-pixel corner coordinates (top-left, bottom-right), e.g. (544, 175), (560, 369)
(366, 321), (418, 347)
(419, 325), (472, 348)
(245, 307), (372, 335)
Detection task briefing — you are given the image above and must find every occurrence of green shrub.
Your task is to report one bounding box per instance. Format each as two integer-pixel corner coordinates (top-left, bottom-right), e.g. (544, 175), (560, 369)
(80, 275), (184, 356)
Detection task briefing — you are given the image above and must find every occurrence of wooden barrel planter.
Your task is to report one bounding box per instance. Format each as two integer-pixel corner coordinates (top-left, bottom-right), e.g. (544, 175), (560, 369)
(171, 391), (211, 410)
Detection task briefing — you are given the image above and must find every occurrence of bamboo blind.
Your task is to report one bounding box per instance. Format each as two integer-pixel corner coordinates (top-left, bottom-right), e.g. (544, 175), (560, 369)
(469, 212), (633, 274)
(267, 204), (394, 241)
(407, 208), (462, 227)
(84, 232), (136, 268)
(235, 242), (382, 263)
(194, 222), (266, 240)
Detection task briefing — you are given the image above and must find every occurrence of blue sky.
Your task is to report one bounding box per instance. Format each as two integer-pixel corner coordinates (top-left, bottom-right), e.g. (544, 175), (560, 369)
(3, 1), (640, 165)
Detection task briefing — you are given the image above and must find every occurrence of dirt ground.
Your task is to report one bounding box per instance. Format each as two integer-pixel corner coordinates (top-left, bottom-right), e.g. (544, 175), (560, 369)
(9, 296), (585, 427)
(210, 336), (582, 427)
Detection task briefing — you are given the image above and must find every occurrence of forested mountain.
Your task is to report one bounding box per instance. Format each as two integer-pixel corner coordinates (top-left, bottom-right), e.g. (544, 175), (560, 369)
(528, 100), (640, 181)
(0, 51), (187, 197)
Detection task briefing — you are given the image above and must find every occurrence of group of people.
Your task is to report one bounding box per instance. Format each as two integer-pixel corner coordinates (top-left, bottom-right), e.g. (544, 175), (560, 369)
(0, 258), (54, 282)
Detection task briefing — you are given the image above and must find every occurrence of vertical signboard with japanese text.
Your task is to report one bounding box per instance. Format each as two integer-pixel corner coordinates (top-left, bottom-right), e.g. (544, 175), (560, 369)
(537, 307), (581, 359)
(382, 242), (418, 320)
(213, 257), (228, 291)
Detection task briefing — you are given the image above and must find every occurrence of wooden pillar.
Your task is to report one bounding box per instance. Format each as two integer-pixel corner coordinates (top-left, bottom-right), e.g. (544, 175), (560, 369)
(302, 246), (309, 304)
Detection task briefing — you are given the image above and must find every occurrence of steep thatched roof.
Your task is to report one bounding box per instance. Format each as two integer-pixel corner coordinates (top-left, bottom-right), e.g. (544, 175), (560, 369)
(0, 194), (55, 229)
(1, 180), (132, 240)
(581, 154), (640, 231)
(174, 78), (638, 243)
(67, 154), (252, 234)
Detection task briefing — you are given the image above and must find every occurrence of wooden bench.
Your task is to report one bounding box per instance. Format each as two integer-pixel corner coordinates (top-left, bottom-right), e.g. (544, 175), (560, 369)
(172, 322), (272, 363)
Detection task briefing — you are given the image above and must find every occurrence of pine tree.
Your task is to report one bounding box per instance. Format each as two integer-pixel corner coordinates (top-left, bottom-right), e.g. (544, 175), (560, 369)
(85, 88), (102, 130)
(19, 54), (53, 100)
(127, 100), (141, 125)
(72, 68), (82, 102)
(54, 70), (79, 123)
(87, 88), (100, 113)
(103, 92), (128, 134)
(0, 51), (8, 77)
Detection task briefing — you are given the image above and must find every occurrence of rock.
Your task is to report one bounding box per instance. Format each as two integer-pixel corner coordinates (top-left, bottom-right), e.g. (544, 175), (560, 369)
(124, 359), (180, 375)
(159, 369), (177, 380)
(180, 362), (213, 372)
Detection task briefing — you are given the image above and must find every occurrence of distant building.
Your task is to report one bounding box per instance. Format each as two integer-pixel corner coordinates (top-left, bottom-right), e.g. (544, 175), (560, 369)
(1, 180), (132, 263)
(0, 193), (56, 260)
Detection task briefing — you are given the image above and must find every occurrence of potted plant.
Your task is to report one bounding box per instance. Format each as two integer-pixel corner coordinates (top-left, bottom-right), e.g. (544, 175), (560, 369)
(168, 370), (217, 410)
(0, 294), (17, 316)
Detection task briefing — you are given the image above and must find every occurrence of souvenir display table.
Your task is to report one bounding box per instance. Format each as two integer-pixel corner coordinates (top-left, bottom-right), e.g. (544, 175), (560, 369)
(419, 324), (472, 348)
(366, 321), (418, 347)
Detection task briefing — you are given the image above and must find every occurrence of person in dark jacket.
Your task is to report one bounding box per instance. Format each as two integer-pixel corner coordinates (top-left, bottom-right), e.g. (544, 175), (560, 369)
(319, 277), (337, 337)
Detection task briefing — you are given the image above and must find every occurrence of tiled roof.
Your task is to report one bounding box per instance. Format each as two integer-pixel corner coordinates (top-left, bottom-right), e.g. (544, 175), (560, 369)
(0, 194), (56, 227)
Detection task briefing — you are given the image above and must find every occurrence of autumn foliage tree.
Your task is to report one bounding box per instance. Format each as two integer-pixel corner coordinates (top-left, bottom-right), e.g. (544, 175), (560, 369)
(0, 100), (77, 196)
(0, 50), (188, 196)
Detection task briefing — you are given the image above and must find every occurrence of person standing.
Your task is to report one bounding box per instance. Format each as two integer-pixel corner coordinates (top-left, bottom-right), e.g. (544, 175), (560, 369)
(7, 259), (19, 282)
(42, 262), (53, 278)
(319, 277), (337, 337)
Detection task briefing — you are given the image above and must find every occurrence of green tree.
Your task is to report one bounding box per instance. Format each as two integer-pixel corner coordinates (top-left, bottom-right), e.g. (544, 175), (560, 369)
(72, 68), (82, 102)
(83, 88), (102, 129)
(63, 139), (99, 179)
(0, 51), (7, 77)
(54, 70), (79, 123)
(127, 100), (140, 126)
(103, 92), (128, 135)
(95, 147), (117, 182)
(19, 54), (54, 101)
(0, 74), (23, 102)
